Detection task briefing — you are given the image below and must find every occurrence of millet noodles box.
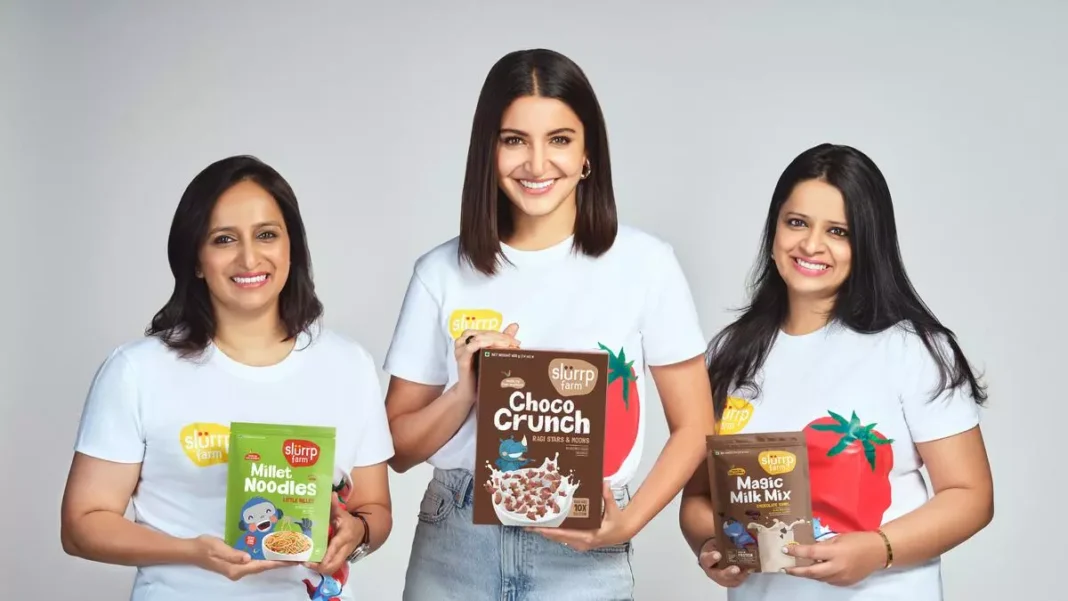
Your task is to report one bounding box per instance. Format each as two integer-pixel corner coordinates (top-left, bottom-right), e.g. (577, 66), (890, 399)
(224, 422), (336, 562)
(473, 348), (608, 529)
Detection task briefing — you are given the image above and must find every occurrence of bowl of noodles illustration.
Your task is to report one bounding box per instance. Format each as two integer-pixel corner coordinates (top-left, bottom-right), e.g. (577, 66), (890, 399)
(262, 530), (314, 561)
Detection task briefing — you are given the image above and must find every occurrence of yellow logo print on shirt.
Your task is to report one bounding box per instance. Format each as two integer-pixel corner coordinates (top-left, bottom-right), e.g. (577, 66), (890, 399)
(448, 309), (503, 339)
(716, 397), (754, 435)
(180, 423), (230, 467)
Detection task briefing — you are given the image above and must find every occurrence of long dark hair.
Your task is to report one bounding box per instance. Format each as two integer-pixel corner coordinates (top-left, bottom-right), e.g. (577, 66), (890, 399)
(707, 143), (987, 418)
(458, 48), (618, 276)
(146, 155), (324, 357)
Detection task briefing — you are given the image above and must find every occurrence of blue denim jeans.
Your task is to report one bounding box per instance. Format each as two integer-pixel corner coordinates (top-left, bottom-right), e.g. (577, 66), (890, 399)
(402, 468), (635, 601)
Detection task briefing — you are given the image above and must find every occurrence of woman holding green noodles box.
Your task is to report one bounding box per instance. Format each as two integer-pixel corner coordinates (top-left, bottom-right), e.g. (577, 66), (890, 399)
(60, 156), (395, 601)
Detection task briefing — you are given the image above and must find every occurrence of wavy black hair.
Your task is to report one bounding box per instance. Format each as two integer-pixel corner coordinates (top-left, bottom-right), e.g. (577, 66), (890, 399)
(706, 143), (987, 418)
(146, 155), (323, 357)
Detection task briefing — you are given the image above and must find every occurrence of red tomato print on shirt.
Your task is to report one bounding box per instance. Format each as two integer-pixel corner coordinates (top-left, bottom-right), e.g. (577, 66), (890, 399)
(599, 343), (640, 479)
(804, 410), (894, 536)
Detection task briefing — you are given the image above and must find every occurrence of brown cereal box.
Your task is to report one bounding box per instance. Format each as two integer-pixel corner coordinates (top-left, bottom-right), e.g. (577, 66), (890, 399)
(473, 348), (608, 529)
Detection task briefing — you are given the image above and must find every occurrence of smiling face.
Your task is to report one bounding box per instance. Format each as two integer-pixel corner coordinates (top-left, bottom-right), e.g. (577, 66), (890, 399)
(197, 179), (291, 318)
(772, 178), (852, 302)
(496, 95), (587, 225)
(499, 435), (528, 459)
(243, 500), (278, 532)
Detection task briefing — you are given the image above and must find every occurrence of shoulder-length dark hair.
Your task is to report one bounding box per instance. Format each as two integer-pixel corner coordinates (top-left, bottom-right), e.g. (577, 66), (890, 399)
(458, 48), (618, 275)
(706, 143), (987, 418)
(146, 155), (323, 357)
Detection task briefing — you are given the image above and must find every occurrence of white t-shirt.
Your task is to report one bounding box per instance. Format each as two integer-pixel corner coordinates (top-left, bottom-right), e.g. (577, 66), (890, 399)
(382, 225), (707, 488)
(73, 327), (395, 601)
(719, 321), (982, 601)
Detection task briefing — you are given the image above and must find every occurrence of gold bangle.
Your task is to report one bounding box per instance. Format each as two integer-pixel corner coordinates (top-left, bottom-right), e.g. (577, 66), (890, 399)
(876, 529), (893, 569)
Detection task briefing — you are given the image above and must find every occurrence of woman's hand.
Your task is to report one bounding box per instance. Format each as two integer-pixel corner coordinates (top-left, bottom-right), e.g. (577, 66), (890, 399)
(783, 531), (887, 586)
(527, 481), (633, 552)
(697, 537), (751, 587)
(305, 503), (365, 577)
(454, 323), (520, 395)
(384, 327), (520, 474)
(191, 535), (290, 581)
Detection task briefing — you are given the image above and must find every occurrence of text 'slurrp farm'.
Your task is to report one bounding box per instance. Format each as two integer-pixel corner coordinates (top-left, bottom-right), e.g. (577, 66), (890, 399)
(474, 348), (608, 529)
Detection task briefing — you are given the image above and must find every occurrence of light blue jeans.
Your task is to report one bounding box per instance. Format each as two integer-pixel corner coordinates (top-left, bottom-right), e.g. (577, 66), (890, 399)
(402, 468), (635, 601)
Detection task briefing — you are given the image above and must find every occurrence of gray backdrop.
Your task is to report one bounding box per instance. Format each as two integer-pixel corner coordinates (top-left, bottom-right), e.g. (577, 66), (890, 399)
(3, 1), (1064, 599)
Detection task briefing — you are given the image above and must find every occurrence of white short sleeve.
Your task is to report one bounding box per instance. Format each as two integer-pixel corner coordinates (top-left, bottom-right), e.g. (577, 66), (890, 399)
(74, 348), (146, 463)
(639, 243), (707, 366)
(350, 350), (396, 468)
(382, 267), (450, 385)
(899, 332), (982, 443)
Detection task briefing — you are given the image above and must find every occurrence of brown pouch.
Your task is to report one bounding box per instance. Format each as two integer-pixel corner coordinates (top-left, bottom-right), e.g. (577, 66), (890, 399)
(706, 431), (816, 573)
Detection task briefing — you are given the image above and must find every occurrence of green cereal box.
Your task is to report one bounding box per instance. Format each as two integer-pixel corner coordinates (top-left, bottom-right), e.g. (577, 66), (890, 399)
(224, 422), (336, 563)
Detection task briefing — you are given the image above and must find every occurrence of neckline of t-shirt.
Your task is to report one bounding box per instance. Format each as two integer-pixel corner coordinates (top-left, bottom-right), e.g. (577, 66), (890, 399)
(775, 320), (841, 347)
(500, 234), (576, 267)
(207, 330), (312, 381)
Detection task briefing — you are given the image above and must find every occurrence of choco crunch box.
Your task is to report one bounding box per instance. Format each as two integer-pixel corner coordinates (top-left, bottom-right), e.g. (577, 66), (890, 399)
(473, 348), (608, 529)
(224, 422), (336, 563)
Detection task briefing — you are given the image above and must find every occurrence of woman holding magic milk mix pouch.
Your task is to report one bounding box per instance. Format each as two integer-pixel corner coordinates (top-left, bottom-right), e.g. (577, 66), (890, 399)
(679, 143), (994, 600)
(60, 155), (396, 601)
(381, 48), (717, 600)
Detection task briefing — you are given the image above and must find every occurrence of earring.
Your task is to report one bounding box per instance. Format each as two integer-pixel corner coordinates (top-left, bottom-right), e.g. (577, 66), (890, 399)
(580, 157), (591, 179)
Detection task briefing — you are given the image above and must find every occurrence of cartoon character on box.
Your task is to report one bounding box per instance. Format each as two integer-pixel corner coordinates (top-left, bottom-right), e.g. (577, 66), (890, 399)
(235, 497), (283, 560)
(496, 435), (533, 472)
(722, 517), (756, 549)
(235, 497), (317, 560)
(302, 467), (354, 601)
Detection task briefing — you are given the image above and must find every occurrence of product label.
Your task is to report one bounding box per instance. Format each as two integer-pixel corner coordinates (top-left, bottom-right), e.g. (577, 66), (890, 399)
(474, 349), (608, 529)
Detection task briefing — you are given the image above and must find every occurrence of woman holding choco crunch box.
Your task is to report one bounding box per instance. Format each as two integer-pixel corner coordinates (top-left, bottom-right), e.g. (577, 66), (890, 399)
(381, 48), (717, 600)
(60, 156), (396, 601)
(680, 143), (994, 600)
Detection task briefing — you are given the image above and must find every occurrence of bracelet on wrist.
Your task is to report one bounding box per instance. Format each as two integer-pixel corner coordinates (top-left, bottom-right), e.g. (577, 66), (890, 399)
(344, 510), (372, 564)
(875, 529), (893, 569)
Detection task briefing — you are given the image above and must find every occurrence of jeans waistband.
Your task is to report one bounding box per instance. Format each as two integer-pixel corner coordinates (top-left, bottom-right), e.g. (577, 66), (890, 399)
(432, 467), (476, 507)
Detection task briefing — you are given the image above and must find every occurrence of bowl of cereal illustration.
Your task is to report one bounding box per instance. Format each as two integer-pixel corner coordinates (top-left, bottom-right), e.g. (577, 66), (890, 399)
(484, 455), (580, 528)
(262, 530), (314, 562)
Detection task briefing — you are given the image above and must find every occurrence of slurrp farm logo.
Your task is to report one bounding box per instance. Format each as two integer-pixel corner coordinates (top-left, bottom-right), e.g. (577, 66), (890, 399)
(448, 309), (503, 339)
(180, 423), (231, 467)
(716, 397), (755, 435)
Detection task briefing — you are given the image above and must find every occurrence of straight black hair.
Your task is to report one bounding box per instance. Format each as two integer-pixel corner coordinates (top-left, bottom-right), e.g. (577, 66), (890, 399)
(146, 155), (323, 357)
(706, 143), (987, 418)
(458, 48), (618, 275)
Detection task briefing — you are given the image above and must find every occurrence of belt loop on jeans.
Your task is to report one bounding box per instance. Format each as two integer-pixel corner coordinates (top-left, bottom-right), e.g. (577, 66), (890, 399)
(453, 470), (474, 507)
